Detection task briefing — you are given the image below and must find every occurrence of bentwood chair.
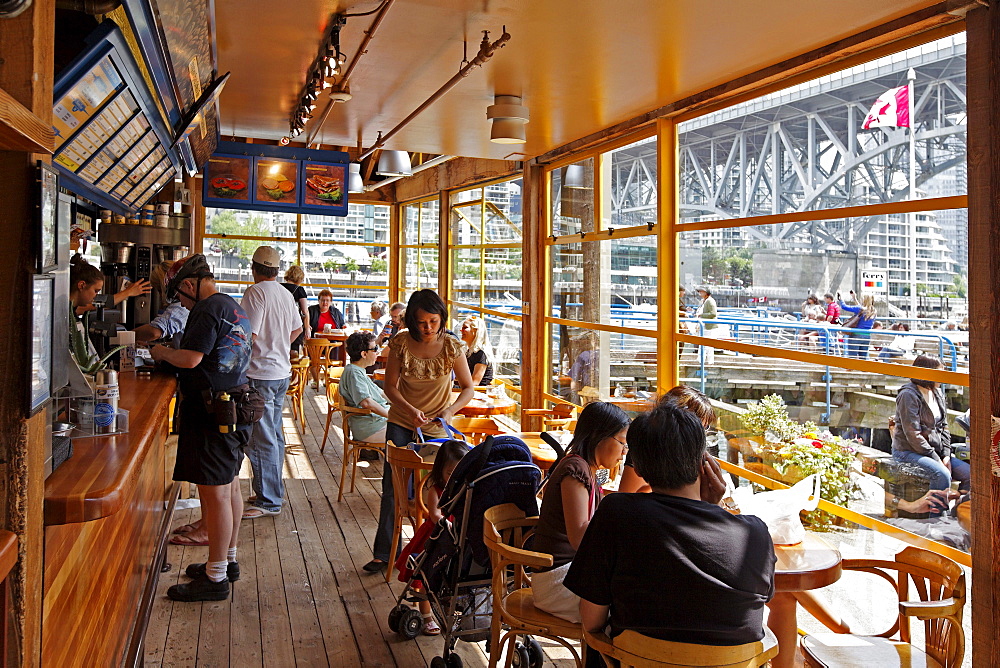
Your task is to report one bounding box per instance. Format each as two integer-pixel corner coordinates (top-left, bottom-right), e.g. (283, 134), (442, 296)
(584, 627), (778, 668)
(522, 402), (577, 431)
(324, 382), (385, 501)
(319, 367), (347, 453)
(385, 443), (433, 583)
(483, 504), (583, 668)
(800, 546), (967, 668)
(305, 338), (343, 390)
(285, 357), (310, 430)
(450, 416), (507, 445)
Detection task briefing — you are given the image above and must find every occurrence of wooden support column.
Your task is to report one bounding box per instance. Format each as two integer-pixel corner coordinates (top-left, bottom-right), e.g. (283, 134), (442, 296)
(438, 189), (450, 301)
(656, 117), (679, 394)
(521, 161), (547, 430)
(967, 5), (1000, 666)
(0, 0), (55, 665)
(389, 202), (401, 302)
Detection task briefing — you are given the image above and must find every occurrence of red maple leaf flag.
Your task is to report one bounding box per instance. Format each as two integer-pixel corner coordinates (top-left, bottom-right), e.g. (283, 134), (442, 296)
(862, 85), (910, 129)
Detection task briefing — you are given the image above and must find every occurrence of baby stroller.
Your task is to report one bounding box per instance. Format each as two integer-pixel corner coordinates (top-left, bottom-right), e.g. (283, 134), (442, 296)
(388, 434), (541, 667)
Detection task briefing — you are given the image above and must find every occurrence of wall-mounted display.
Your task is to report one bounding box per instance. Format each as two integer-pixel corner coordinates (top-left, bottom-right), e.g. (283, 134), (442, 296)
(253, 158), (300, 207)
(203, 154), (251, 203)
(203, 141), (349, 216)
(51, 22), (180, 214)
(302, 161), (348, 216)
(37, 162), (59, 273)
(29, 275), (54, 416)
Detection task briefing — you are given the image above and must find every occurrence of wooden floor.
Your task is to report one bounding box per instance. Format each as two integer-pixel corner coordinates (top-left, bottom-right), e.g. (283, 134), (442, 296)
(143, 385), (579, 667)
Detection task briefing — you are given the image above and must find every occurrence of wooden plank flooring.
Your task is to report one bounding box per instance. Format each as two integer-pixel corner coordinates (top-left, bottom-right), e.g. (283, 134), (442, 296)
(143, 385), (579, 667)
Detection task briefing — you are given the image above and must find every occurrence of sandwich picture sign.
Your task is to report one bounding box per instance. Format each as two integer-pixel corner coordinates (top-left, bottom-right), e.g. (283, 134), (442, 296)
(203, 142), (349, 216)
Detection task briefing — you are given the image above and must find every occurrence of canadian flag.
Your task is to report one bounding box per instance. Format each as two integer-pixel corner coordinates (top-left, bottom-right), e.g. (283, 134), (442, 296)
(862, 85), (910, 129)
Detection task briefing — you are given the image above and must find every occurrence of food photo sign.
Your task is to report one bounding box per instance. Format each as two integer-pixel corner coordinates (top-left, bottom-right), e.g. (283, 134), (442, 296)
(202, 142), (349, 215)
(301, 161), (347, 215)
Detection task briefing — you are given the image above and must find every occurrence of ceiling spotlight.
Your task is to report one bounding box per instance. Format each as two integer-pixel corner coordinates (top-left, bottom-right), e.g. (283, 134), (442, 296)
(486, 94), (529, 144)
(279, 136), (291, 146)
(348, 162), (365, 193)
(377, 150), (412, 177)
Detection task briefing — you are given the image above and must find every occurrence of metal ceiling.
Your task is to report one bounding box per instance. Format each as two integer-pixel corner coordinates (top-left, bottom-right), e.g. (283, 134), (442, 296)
(214, 0), (943, 160)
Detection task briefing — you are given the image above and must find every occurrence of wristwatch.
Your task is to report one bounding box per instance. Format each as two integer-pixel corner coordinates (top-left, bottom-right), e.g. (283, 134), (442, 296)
(889, 496), (901, 511)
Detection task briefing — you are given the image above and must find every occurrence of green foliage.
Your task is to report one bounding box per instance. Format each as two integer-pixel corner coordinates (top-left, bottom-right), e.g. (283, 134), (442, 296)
(702, 247), (753, 285)
(370, 258), (388, 274)
(345, 259), (359, 273)
(69, 303), (125, 375)
(951, 273), (967, 299)
(208, 210), (272, 261)
(739, 394), (816, 442)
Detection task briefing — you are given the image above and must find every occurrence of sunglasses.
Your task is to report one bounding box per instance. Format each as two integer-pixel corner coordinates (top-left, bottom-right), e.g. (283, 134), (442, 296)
(366, 346), (380, 352)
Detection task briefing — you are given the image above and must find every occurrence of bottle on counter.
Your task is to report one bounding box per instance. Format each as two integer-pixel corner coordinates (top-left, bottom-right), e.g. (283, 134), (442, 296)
(94, 369), (119, 433)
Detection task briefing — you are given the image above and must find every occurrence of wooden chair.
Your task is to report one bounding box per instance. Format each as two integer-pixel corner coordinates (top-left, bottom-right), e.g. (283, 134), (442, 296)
(800, 546), (966, 668)
(451, 416), (507, 445)
(584, 627), (778, 668)
(483, 504), (583, 668)
(285, 358), (310, 430)
(305, 338), (343, 390)
(385, 444), (433, 583)
(323, 382), (385, 501)
(319, 367), (348, 453)
(522, 402), (577, 431)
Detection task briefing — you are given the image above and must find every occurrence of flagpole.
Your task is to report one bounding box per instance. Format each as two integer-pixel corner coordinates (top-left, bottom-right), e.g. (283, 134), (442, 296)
(907, 67), (918, 319)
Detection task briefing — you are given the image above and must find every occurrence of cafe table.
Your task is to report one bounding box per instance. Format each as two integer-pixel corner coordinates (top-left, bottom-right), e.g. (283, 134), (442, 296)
(454, 390), (518, 417)
(767, 534), (844, 668)
(501, 432), (564, 472)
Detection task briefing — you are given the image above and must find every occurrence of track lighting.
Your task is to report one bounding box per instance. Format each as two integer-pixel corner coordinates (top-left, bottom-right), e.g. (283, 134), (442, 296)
(289, 13), (348, 137)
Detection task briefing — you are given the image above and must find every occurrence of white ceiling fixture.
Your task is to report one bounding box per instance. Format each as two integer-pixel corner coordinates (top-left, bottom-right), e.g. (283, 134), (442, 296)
(487, 95), (529, 143)
(376, 150), (412, 177)
(348, 162), (365, 193)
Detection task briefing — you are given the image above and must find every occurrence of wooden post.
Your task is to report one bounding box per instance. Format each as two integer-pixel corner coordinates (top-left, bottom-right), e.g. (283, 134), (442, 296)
(657, 118), (679, 394)
(521, 161), (547, 430)
(966, 6), (1000, 666)
(389, 201), (401, 302)
(0, 0), (55, 665)
(438, 189), (450, 301)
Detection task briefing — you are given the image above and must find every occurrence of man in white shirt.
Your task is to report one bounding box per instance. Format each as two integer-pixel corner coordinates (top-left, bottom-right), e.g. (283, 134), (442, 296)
(241, 246), (302, 518)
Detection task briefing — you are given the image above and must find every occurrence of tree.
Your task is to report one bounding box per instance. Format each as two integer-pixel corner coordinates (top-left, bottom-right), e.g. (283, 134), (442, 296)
(951, 272), (967, 298)
(370, 258), (388, 274)
(208, 210), (271, 262)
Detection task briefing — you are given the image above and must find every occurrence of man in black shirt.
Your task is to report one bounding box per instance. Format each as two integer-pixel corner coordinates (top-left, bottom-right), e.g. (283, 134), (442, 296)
(151, 255), (253, 601)
(564, 402), (775, 647)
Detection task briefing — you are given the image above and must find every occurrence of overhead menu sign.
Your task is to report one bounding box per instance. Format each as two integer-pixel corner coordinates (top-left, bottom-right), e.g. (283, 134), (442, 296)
(52, 23), (180, 214)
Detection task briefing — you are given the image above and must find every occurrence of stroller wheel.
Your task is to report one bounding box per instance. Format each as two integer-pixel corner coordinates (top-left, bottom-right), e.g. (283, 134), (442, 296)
(400, 607), (423, 639)
(511, 642), (531, 667)
(446, 653), (464, 668)
(387, 604), (407, 633)
(430, 657), (447, 668)
(526, 638), (544, 668)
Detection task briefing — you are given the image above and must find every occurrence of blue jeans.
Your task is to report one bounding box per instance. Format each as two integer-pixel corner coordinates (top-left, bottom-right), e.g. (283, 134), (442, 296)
(845, 332), (871, 359)
(372, 422), (415, 561)
(247, 377), (290, 512)
(893, 449), (970, 491)
(878, 347), (905, 361)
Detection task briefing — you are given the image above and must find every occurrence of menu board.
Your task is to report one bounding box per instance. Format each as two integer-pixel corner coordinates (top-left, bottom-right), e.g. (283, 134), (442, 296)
(51, 23), (181, 214)
(203, 155), (251, 203)
(302, 161), (347, 215)
(253, 158), (300, 208)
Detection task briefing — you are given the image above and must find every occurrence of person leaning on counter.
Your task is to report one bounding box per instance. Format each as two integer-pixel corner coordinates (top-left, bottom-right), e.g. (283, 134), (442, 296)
(148, 255), (253, 602)
(70, 253), (151, 317)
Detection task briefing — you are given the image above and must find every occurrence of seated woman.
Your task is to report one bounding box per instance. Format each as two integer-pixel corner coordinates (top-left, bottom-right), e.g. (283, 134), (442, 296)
(531, 401), (630, 623)
(340, 332), (390, 444)
(308, 289), (346, 335)
(892, 355), (970, 492)
(459, 315), (494, 386)
(619, 385), (716, 494)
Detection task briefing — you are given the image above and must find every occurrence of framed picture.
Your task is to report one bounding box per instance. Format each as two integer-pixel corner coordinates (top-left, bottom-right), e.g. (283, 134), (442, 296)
(252, 157), (300, 208)
(29, 275), (54, 416)
(301, 161), (349, 216)
(203, 154), (252, 205)
(37, 162), (59, 272)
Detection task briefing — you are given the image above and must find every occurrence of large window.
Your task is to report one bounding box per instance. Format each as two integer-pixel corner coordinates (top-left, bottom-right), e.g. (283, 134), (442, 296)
(399, 198), (440, 297)
(201, 202), (391, 323)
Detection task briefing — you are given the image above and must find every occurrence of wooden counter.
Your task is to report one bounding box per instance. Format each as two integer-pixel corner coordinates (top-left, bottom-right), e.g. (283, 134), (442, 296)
(42, 371), (178, 668)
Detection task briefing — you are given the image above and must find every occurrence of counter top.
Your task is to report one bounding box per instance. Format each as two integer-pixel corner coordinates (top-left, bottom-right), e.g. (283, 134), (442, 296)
(44, 372), (176, 525)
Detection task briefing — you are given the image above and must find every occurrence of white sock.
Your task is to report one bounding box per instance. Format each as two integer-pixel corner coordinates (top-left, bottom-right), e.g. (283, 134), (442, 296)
(206, 560), (228, 583)
(227, 547), (237, 563)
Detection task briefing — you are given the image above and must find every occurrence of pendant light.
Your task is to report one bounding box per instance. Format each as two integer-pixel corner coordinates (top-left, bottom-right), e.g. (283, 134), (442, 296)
(348, 162), (365, 193)
(377, 150), (412, 177)
(564, 164), (588, 189)
(487, 95), (529, 143)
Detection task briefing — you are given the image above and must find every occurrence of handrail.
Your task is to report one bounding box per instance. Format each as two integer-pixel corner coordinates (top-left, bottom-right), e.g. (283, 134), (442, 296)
(715, 457), (971, 567)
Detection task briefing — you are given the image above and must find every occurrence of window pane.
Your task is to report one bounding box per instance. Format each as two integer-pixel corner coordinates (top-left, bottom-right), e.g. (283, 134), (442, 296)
(205, 207), (296, 239)
(421, 199), (440, 244)
(549, 323), (657, 404)
(677, 33), (966, 223)
(401, 247), (439, 292)
(404, 204), (420, 244)
(550, 235), (658, 330)
(299, 243), (389, 289)
(450, 307), (523, 384)
(451, 199), (483, 246)
(550, 158), (594, 237)
(608, 136), (657, 229)
(302, 205), (389, 244)
(202, 238), (298, 285)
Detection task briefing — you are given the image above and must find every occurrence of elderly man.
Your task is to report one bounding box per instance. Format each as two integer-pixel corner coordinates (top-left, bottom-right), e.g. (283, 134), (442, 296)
(564, 401), (775, 648)
(376, 301), (405, 344)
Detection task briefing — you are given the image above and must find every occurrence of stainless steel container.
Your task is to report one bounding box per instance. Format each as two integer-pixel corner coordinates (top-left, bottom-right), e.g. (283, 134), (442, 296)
(94, 369), (119, 433)
(100, 241), (134, 264)
(154, 245), (189, 263)
(169, 213), (191, 230)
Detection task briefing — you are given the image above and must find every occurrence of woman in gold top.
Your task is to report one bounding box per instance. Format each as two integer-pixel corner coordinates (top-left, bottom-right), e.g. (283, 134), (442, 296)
(363, 289), (475, 573)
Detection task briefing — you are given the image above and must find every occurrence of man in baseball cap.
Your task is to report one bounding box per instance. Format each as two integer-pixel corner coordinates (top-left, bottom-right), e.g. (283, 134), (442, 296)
(251, 245), (280, 269)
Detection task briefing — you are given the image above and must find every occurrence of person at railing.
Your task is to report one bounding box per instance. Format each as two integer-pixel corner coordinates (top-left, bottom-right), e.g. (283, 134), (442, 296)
(564, 401), (774, 651)
(362, 289), (475, 574)
(877, 322), (916, 361)
(797, 295), (825, 351)
(892, 355), (970, 492)
(822, 292), (840, 324)
(695, 287), (720, 364)
(619, 385), (716, 494)
(531, 402), (630, 623)
(459, 315), (494, 386)
(838, 292), (877, 359)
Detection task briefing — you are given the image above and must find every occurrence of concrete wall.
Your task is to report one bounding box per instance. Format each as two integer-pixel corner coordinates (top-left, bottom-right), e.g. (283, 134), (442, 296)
(752, 249), (858, 300)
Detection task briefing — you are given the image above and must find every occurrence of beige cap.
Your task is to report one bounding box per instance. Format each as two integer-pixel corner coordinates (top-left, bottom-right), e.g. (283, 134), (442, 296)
(252, 245), (280, 268)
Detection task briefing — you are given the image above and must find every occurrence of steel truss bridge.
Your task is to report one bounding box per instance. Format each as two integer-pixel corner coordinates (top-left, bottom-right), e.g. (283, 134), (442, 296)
(608, 35), (967, 254)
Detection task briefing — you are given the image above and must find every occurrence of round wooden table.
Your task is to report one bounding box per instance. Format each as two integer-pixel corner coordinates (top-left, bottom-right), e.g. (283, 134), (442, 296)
(504, 432), (565, 472)
(768, 534), (843, 668)
(454, 391), (518, 417)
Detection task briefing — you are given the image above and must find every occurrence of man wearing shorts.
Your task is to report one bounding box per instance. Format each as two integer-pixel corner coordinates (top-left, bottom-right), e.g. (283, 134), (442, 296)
(151, 255), (252, 601)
